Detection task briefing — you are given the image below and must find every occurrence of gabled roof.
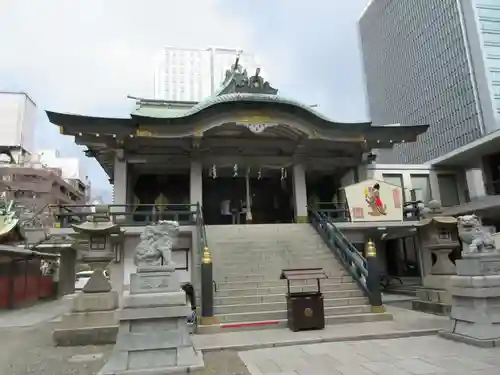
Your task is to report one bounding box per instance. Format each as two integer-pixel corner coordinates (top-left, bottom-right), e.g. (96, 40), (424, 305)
(46, 58), (429, 143)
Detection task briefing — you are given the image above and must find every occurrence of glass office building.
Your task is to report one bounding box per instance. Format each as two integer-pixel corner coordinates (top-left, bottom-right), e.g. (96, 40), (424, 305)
(359, 0), (500, 164)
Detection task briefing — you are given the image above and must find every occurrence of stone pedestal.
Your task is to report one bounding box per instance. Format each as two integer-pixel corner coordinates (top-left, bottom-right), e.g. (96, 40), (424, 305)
(98, 265), (204, 375)
(412, 274), (454, 315)
(412, 247), (457, 315)
(53, 269), (119, 346)
(439, 253), (500, 347)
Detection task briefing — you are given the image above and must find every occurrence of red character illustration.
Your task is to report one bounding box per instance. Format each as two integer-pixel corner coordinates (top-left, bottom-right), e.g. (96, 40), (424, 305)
(364, 183), (387, 216)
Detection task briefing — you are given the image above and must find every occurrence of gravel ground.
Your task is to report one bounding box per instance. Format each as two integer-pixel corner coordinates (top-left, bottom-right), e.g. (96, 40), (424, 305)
(0, 323), (250, 375)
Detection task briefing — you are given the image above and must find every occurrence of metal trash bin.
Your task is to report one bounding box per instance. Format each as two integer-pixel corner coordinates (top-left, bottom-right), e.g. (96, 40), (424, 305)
(280, 268), (327, 332)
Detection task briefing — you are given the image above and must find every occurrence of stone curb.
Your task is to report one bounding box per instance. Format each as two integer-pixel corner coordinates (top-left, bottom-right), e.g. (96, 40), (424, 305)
(197, 328), (440, 352)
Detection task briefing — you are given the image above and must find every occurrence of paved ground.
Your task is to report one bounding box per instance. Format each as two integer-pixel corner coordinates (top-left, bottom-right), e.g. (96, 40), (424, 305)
(0, 295), (74, 328)
(0, 297), (492, 375)
(238, 336), (500, 375)
(0, 323), (250, 375)
(193, 305), (448, 350)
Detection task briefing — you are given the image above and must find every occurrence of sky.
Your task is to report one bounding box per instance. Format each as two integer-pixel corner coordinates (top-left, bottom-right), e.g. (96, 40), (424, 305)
(0, 0), (369, 201)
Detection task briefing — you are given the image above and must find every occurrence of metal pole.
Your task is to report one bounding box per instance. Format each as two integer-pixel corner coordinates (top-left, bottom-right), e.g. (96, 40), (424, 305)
(200, 246), (216, 324)
(365, 239), (384, 312)
(245, 168), (252, 223)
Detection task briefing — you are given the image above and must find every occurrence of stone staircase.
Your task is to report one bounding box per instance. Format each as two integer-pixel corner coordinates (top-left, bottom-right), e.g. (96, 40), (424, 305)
(197, 224), (392, 333)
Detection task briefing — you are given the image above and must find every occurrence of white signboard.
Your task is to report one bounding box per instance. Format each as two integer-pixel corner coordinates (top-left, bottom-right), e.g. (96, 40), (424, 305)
(344, 179), (404, 222)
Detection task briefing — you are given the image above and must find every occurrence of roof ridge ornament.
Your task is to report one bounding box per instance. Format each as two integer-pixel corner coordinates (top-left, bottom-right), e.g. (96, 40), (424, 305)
(219, 57), (278, 96)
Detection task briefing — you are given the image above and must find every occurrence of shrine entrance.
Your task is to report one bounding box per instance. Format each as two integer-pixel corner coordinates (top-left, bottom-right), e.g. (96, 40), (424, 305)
(202, 166), (294, 225)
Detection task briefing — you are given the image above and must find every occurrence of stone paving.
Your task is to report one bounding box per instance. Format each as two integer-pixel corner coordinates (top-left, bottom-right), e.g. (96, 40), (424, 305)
(193, 305), (448, 350)
(0, 298), (493, 375)
(0, 294), (74, 328)
(238, 336), (500, 375)
(0, 323), (251, 375)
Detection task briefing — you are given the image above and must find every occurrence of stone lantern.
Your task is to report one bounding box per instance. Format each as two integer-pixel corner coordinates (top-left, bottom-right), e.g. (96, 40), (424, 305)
(413, 200), (459, 314)
(419, 200), (459, 277)
(70, 205), (125, 292)
(53, 205), (125, 346)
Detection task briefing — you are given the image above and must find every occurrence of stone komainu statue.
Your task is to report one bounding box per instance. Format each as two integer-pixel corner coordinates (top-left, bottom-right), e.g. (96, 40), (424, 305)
(457, 214), (496, 255)
(134, 221), (179, 267)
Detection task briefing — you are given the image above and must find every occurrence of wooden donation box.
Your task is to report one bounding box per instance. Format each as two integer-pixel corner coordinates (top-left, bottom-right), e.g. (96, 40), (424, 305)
(280, 268), (327, 332)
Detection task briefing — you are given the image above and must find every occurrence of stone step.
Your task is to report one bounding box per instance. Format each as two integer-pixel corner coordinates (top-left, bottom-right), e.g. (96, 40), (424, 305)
(59, 311), (117, 328)
(213, 265), (346, 275)
(215, 304), (373, 323)
(213, 259), (344, 268)
(196, 289), (365, 306)
(211, 250), (334, 258)
(211, 241), (325, 245)
(213, 254), (338, 263)
(214, 264), (342, 273)
(213, 271), (350, 282)
(213, 297), (369, 315)
(197, 312), (394, 334)
(208, 241), (325, 249)
(215, 276), (353, 290)
(214, 282), (359, 298)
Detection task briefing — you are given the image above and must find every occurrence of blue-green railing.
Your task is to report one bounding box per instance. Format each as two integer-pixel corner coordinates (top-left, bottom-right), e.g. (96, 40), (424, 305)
(309, 209), (370, 296)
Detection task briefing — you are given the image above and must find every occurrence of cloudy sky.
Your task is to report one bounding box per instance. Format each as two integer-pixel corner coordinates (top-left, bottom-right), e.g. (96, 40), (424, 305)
(0, 0), (369, 200)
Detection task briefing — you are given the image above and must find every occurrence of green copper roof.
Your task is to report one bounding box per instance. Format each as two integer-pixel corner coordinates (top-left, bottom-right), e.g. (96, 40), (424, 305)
(46, 58), (429, 141)
(133, 92), (341, 124)
(133, 58), (358, 124)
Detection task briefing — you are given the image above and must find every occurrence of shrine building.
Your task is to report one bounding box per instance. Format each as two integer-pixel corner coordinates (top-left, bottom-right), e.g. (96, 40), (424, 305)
(44, 60), (433, 295)
(46, 60), (428, 227)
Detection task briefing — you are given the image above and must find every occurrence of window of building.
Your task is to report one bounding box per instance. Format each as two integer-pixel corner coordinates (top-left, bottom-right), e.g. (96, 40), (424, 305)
(383, 174), (404, 188)
(410, 174), (432, 204)
(383, 173), (407, 197)
(437, 174), (460, 207)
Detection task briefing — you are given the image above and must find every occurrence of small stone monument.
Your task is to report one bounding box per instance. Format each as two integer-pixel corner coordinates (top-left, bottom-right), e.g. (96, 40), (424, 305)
(440, 214), (500, 347)
(98, 221), (204, 375)
(53, 205), (124, 346)
(413, 200), (459, 314)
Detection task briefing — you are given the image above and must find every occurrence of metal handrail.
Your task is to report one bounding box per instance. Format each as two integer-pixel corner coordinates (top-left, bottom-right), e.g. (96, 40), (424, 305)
(18, 203), (51, 226)
(51, 203), (198, 227)
(308, 209), (370, 297)
(195, 203), (208, 251)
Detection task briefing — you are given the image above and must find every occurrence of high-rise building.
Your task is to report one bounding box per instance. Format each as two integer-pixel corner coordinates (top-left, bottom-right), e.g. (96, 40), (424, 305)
(0, 91), (36, 155)
(154, 47), (261, 102)
(358, 0), (500, 164)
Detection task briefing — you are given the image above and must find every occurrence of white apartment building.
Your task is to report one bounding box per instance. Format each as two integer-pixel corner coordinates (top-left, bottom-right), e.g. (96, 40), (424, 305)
(154, 47), (261, 102)
(0, 91), (36, 154)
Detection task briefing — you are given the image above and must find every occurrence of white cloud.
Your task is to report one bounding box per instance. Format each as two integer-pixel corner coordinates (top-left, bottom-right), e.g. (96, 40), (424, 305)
(0, 0), (254, 191)
(0, 0), (370, 194)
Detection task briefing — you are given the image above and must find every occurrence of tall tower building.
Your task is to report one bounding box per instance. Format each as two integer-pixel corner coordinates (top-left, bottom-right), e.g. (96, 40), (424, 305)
(154, 47), (261, 102)
(358, 0), (500, 164)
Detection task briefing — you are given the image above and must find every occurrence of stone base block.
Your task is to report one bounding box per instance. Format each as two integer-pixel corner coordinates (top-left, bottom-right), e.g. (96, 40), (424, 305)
(98, 349), (204, 375)
(98, 319), (204, 374)
(118, 305), (191, 321)
(98, 270), (204, 374)
(422, 276), (453, 304)
(416, 287), (450, 303)
(73, 291), (119, 312)
(53, 325), (118, 346)
(439, 330), (500, 348)
(122, 291), (186, 309)
(130, 269), (180, 295)
(456, 253), (500, 276)
(412, 300), (451, 316)
(60, 310), (117, 328)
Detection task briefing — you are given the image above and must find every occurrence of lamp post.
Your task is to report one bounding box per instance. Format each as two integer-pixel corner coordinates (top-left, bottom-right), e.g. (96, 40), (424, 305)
(200, 246), (216, 324)
(366, 239), (384, 312)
